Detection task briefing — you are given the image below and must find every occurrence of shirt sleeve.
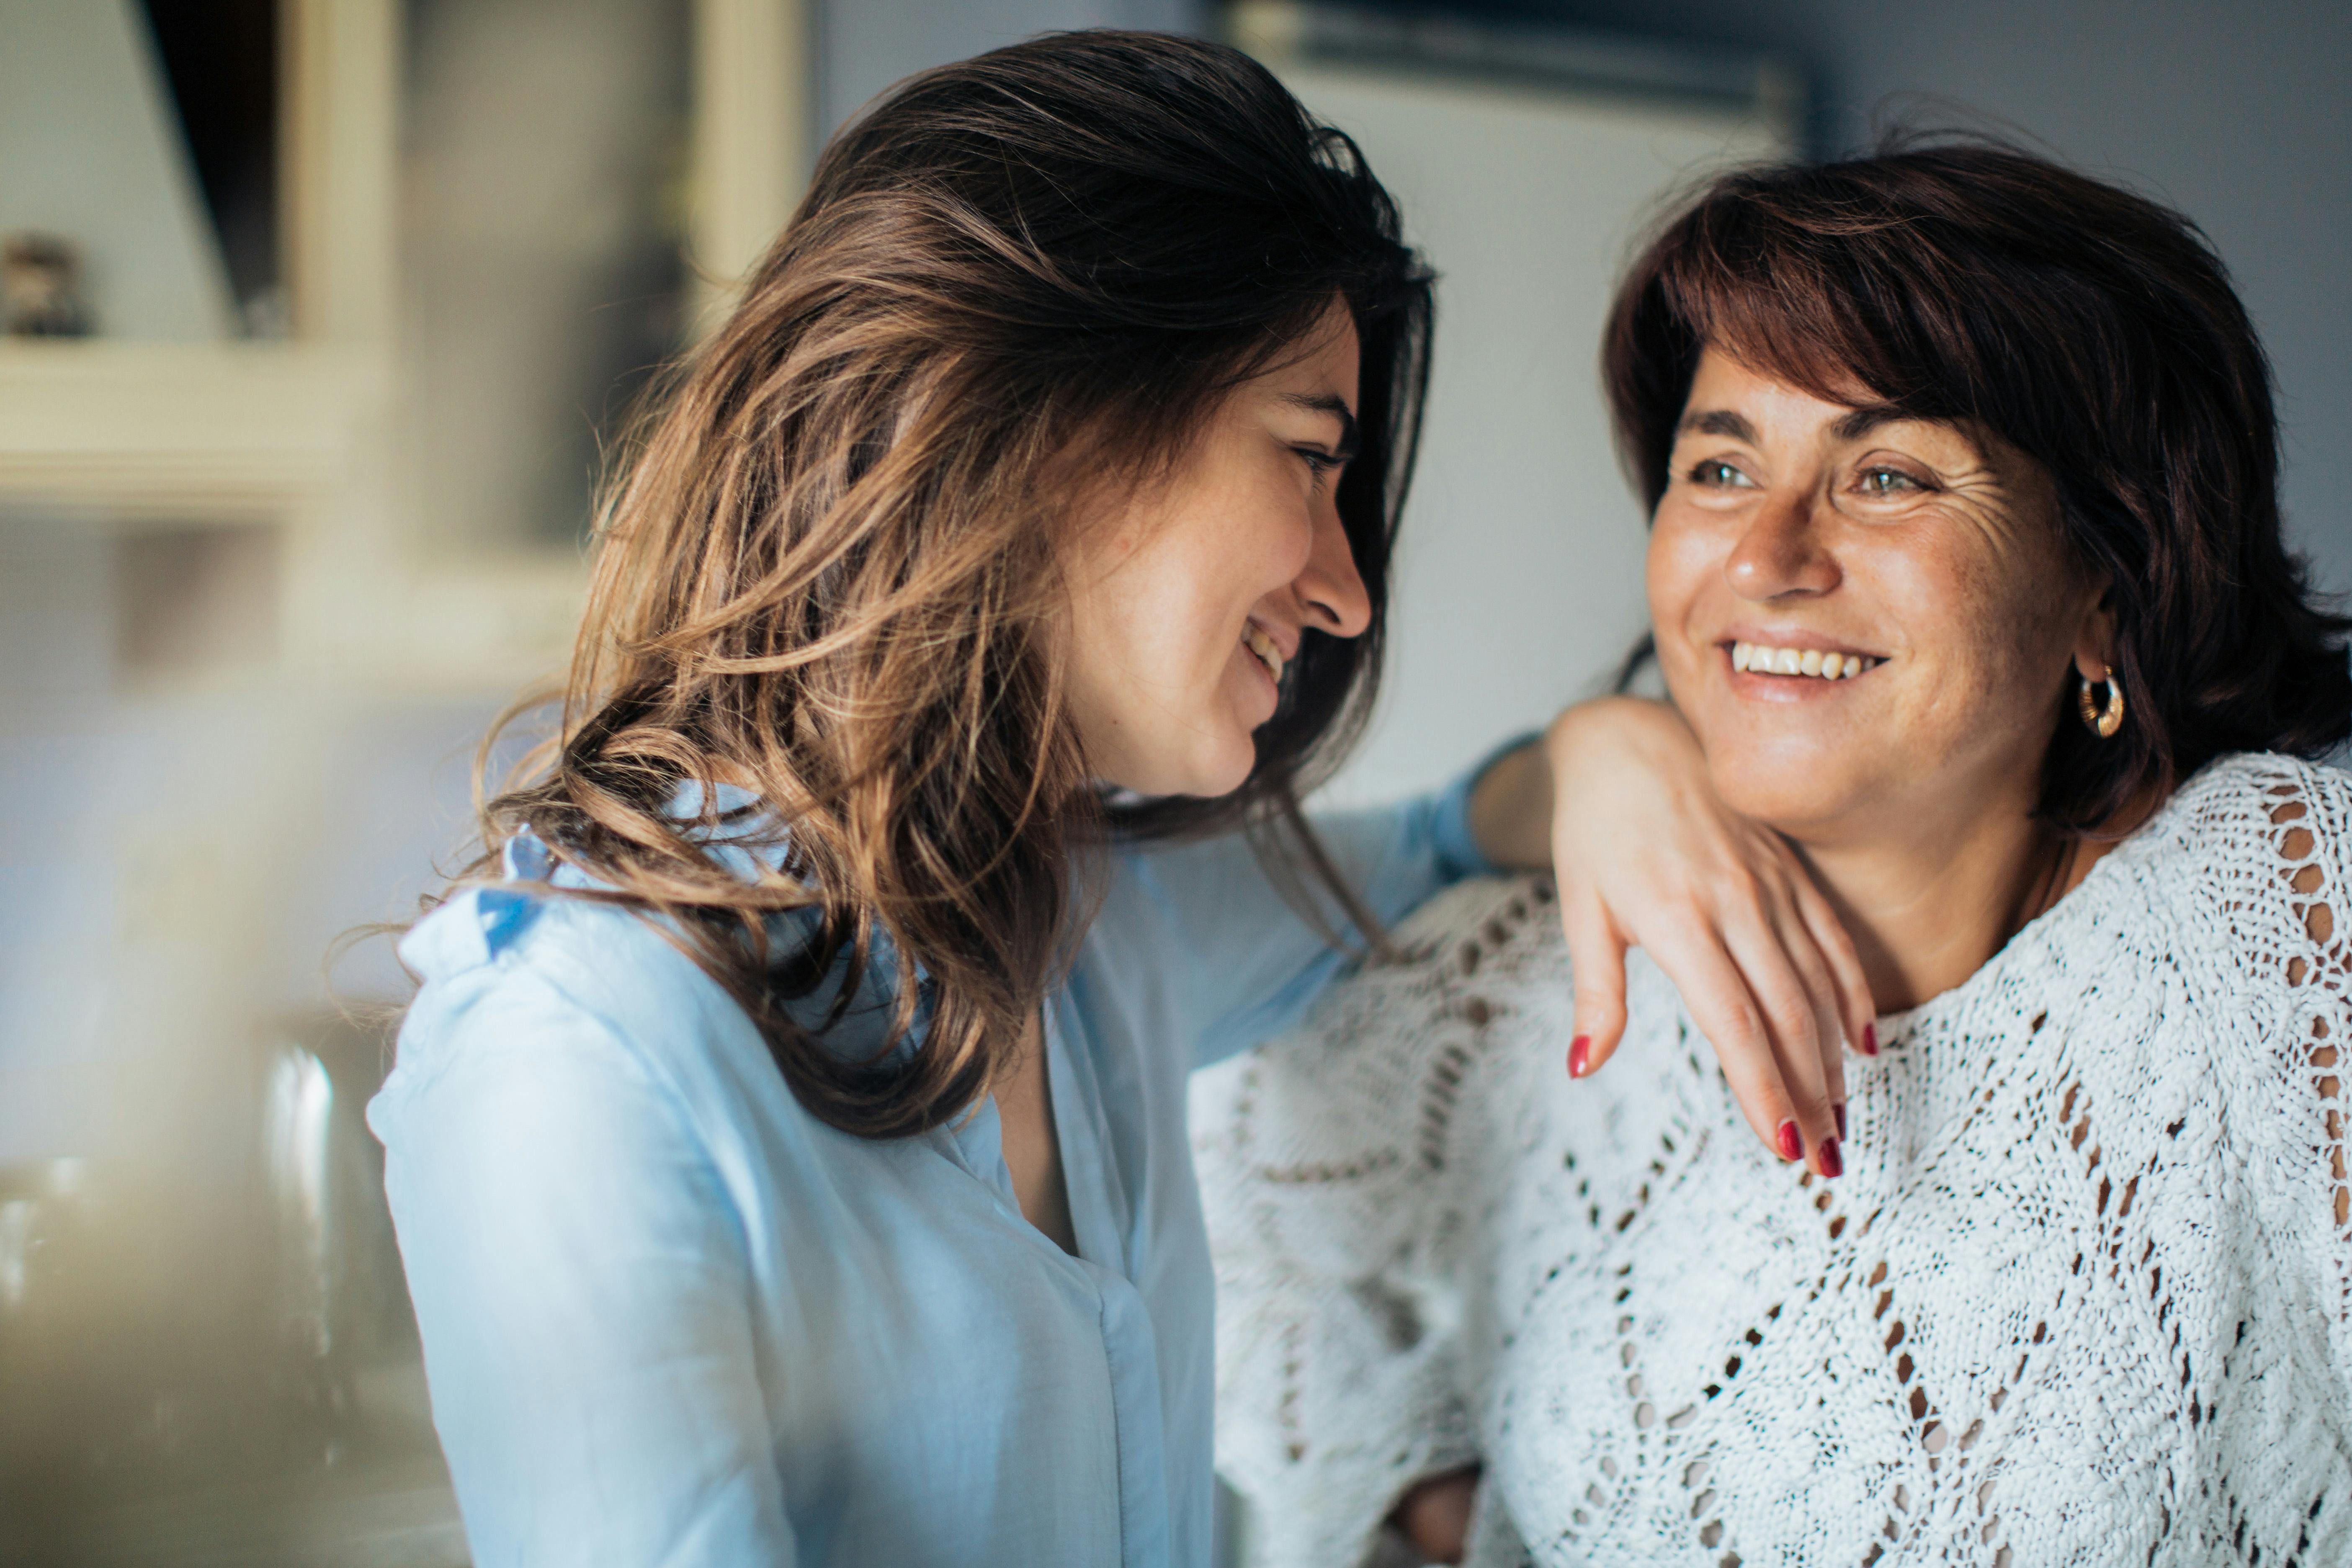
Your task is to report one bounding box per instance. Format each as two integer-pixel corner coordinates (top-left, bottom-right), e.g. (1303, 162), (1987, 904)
(1117, 736), (1530, 1071)
(374, 971), (796, 1568)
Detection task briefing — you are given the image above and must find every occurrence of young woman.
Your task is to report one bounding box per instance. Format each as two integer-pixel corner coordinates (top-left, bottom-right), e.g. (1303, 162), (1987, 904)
(369, 32), (1869, 1567)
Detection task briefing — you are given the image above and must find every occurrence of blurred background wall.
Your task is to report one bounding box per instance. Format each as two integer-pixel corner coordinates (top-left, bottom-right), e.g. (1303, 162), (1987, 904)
(0, 1), (2339, 1563)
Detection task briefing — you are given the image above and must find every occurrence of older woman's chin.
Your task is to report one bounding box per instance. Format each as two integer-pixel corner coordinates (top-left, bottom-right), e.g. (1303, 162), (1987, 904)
(1717, 786), (1859, 838)
(1694, 740), (1881, 834)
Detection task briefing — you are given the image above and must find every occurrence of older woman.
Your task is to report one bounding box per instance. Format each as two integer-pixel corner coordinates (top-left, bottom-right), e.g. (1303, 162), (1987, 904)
(1196, 142), (2352, 1568)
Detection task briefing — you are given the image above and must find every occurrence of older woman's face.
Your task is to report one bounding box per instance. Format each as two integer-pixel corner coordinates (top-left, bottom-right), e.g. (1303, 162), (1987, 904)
(1648, 348), (2105, 842)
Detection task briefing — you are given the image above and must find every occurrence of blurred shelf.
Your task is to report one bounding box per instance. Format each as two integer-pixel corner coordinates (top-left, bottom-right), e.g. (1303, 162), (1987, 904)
(0, 339), (389, 516)
(0, 0), (806, 695)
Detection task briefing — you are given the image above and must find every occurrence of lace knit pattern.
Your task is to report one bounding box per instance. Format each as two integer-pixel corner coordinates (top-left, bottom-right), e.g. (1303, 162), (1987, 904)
(1194, 754), (2352, 1568)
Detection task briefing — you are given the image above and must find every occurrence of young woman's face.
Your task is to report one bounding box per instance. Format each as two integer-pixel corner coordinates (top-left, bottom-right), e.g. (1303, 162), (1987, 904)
(1064, 302), (1370, 798)
(1647, 346), (2107, 846)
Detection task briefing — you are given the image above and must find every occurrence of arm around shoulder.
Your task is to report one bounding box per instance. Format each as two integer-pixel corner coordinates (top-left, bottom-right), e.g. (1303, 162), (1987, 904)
(1121, 740), (1510, 1069)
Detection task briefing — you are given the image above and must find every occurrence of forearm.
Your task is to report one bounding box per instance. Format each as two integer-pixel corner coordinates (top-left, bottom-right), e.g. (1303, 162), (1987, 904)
(1466, 698), (1689, 871)
(1464, 735), (1552, 870)
(1141, 783), (1495, 1069)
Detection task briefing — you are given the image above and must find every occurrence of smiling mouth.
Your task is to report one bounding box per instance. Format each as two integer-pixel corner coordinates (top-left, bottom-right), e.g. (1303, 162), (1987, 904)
(1243, 623), (1286, 685)
(1729, 640), (1883, 680)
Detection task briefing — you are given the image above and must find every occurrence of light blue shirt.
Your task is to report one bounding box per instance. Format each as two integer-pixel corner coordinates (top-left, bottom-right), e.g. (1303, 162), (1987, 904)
(369, 765), (1498, 1568)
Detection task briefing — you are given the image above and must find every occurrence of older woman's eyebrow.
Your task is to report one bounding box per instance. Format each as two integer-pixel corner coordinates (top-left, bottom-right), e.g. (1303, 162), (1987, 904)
(1677, 409), (1757, 442)
(1282, 392), (1361, 459)
(1678, 407), (1918, 445)
(1828, 405), (1913, 442)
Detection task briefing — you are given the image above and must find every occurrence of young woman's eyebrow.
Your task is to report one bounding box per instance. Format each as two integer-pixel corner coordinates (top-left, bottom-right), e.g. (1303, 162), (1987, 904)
(1283, 391), (1361, 459)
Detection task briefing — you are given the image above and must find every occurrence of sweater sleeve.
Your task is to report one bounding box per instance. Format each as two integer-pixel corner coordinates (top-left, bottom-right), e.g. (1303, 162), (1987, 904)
(2201, 757), (2352, 1402)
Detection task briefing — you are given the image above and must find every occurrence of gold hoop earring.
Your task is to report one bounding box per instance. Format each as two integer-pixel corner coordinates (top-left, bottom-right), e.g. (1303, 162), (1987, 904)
(2077, 665), (2125, 738)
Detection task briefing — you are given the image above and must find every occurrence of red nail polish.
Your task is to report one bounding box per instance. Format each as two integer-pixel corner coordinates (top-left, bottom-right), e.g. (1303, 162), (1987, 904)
(1776, 1120), (1803, 1162)
(1834, 1102), (1848, 1141)
(1862, 1023), (1879, 1056)
(1568, 1035), (1590, 1078)
(1818, 1137), (1843, 1178)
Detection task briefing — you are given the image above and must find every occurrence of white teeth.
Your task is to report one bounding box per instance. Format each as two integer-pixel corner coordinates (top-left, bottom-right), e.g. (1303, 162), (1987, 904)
(1243, 624), (1285, 685)
(1730, 640), (1876, 680)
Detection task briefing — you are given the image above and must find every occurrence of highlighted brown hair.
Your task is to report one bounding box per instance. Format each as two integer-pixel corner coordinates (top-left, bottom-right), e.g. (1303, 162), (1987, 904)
(454, 32), (1431, 1138)
(1604, 137), (2349, 832)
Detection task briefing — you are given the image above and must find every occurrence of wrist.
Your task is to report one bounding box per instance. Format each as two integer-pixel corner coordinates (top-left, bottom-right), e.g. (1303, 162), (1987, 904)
(1546, 695), (1671, 768)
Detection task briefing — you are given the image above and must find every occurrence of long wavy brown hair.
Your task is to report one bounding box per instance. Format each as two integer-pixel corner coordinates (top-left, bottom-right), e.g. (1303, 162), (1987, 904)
(448, 32), (1433, 1138)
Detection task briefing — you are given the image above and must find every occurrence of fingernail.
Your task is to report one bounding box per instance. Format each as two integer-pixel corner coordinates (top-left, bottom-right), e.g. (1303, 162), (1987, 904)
(1776, 1119), (1803, 1162)
(1818, 1137), (1843, 1178)
(1862, 1023), (1878, 1056)
(1834, 1102), (1848, 1141)
(1568, 1035), (1589, 1078)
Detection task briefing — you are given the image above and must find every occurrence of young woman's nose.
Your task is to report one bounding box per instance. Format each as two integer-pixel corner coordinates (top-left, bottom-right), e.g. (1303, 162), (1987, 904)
(1725, 490), (1841, 602)
(1293, 503), (1372, 638)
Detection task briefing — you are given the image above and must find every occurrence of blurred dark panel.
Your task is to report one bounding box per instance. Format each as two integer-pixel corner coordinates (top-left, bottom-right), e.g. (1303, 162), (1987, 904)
(136, 0), (283, 335)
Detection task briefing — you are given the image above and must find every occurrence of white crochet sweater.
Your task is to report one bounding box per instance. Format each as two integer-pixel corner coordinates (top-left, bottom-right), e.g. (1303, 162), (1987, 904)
(1194, 754), (2352, 1568)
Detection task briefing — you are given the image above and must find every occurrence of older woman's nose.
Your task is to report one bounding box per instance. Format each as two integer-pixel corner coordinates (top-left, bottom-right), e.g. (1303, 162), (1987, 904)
(1725, 495), (1841, 601)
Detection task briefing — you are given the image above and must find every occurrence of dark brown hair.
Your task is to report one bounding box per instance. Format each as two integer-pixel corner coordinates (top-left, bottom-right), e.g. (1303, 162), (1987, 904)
(1604, 137), (2350, 832)
(449, 32), (1432, 1138)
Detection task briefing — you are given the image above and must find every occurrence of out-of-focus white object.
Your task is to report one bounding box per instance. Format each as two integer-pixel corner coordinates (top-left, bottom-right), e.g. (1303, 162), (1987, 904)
(1235, 6), (1795, 803)
(0, 0), (236, 340)
(264, 1045), (337, 1359)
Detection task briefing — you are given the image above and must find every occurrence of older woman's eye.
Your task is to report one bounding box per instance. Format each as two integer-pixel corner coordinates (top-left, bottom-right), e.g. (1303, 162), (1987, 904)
(1856, 466), (1926, 495)
(1688, 460), (1755, 489)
